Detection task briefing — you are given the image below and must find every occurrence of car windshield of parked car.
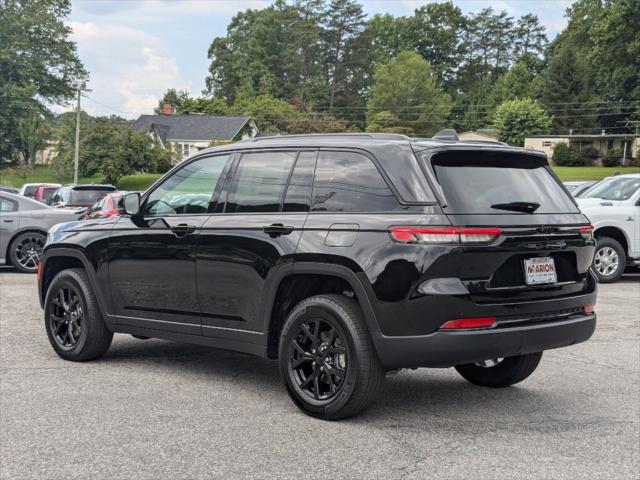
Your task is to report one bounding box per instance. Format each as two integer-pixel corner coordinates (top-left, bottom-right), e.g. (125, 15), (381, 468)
(580, 177), (640, 201)
(21, 185), (38, 197)
(42, 188), (58, 204)
(426, 151), (578, 214)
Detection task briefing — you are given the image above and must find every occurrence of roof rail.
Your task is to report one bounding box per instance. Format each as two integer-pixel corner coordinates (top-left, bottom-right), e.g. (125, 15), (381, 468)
(241, 132), (411, 142)
(432, 129), (459, 141)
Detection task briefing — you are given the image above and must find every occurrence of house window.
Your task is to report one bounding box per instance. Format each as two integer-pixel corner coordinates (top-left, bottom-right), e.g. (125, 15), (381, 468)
(182, 144), (190, 156)
(542, 141), (553, 147)
(607, 139), (614, 150)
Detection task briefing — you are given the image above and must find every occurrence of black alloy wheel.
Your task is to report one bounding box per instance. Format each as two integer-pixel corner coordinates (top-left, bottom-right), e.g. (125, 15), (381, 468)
(49, 285), (85, 350)
(11, 232), (46, 273)
(288, 317), (349, 402)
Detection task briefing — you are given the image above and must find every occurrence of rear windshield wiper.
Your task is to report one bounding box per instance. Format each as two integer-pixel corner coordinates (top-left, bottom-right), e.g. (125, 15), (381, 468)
(490, 201), (540, 213)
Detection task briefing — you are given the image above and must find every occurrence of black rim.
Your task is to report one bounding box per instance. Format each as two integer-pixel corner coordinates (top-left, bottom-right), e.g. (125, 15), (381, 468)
(49, 286), (84, 349)
(288, 317), (348, 402)
(15, 234), (45, 271)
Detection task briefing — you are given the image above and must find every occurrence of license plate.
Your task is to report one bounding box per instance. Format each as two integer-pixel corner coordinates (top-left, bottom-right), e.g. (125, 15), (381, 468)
(524, 257), (557, 285)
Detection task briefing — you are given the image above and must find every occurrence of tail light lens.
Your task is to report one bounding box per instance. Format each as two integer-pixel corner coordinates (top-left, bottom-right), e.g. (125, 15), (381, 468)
(103, 209), (120, 217)
(579, 225), (594, 241)
(440, 317), (496, 330)
(36, 262), (43, 282)
(389, 226), (502, 244)
(584, 305), (595, 314)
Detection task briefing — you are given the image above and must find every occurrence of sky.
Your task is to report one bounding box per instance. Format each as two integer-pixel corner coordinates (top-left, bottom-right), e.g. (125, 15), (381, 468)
(66, 0), (576, 119)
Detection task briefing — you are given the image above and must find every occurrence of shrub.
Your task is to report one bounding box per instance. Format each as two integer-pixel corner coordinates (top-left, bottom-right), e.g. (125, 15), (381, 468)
(602, 148), (623, 167)
(579, 146), (600, 165)
(552, 142), (582, 166)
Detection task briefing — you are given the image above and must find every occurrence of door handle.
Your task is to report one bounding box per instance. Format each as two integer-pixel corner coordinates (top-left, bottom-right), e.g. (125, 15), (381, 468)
(263, 223), (294, 237)
(2, 219), (14, 223)
(170, 223), (196, 237)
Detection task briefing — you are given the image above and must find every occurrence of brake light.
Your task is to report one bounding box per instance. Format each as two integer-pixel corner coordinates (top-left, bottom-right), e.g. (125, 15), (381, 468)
(579, 225), (594, 241)
(36, 262), (42, 282)
(584, 305), (595, 314)
(440, 317), (496, 330)
(388, 226), (502, 244)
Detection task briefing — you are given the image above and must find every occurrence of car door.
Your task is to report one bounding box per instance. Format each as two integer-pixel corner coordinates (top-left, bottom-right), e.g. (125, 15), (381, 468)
(196, 149), (315, 342)
(0, 196), (20, 264)
(108, 153), (234, 335)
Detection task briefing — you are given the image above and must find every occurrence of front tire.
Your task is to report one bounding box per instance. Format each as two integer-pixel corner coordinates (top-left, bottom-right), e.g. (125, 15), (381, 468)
(279, 294), (384, 420)
(44, 268), (113, 361)
(592, 236), (626, 283)
(455, 352), (543, 388)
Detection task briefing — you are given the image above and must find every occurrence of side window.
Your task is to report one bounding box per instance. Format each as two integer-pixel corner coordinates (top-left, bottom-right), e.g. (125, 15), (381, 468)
(283, 151), (316, 212)
(224, 151), (297, 213)
(0, 197), (18, 212)
(144, 154), (231, 216)
(312, 151), (398, 212)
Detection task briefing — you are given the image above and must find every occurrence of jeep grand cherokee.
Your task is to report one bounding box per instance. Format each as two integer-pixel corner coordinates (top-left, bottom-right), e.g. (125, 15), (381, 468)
(38, 131), (597, 420)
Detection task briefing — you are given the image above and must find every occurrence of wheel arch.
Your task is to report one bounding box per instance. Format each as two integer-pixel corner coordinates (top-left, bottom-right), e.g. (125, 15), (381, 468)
(264, 262), (380, 359)
(39, 248), (108, 316)
(593, 225), (630, 256)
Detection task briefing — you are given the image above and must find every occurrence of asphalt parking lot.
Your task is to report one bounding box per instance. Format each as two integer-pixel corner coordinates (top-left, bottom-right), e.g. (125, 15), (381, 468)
(1, 270), (638, 480)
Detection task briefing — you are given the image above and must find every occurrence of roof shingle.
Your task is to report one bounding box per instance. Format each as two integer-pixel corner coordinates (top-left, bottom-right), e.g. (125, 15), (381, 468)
(133, 114), (250, 142)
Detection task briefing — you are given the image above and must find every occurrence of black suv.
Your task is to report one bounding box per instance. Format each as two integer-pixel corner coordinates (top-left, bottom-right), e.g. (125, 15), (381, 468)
(38, 132), (597, 420)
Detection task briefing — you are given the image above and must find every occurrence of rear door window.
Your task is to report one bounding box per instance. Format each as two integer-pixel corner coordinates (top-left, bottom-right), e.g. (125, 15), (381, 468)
(426, 151), (579, 214)
(224, 151), (297, 213)
(312, 151), (398, 212)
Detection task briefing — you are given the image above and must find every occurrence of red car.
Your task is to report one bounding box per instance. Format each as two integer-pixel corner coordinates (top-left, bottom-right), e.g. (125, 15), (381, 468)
(33, 184), (62, 204)
(80, 191), (129, 220)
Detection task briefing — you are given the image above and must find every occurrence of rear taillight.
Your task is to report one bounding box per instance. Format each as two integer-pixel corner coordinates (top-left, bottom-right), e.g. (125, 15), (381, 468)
(440, 317), (497, 330)
(584, 305), (595, 314)
(36, 262), (42, 282)
(388, 226), (502, 244)
(579, 225), (594, 241)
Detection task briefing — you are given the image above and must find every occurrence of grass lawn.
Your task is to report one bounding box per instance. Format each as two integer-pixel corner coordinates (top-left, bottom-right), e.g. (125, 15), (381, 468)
(551, 166), (640, 181)
(2, 165), (638, 192)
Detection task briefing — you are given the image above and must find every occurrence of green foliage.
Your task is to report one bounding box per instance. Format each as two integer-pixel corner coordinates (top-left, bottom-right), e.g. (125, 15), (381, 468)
(52, 115), (173, 185)
(15, 111), (51, 167)
(492, 98), (552, 146)
(602, 148), (623, 168)
(0, 0), (85, 163)
(579, 146), (601, 166)
(366, 111), (415, 136)
(553, 142), (582, 166)
(229, 94), (299, 133)
(367, 52), (451, 137)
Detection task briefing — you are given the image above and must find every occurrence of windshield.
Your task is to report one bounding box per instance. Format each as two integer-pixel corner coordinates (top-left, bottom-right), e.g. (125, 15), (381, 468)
(580, 177), (640, 201)
(426, 151), (578, 214)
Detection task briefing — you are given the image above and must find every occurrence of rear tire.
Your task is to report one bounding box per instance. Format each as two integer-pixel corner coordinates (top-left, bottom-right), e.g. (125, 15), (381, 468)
(455, 352), (543, 388)
(44, 268), (113, 361)
(9, 231), (46, 273)
(279, 294), (384, 420)
(592, 236), (625, 283)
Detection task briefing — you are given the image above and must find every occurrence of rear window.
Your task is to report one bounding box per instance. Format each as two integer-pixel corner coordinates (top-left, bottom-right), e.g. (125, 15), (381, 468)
(70, 189), (110, 205)
(426, 151), (578, 214)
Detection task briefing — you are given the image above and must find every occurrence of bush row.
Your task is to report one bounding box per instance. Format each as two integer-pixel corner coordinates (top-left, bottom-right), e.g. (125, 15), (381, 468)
(552, 143), (623, 167)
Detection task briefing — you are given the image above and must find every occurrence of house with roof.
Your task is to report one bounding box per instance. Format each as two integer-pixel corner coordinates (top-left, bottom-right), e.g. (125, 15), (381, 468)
(525, 133), (639, 165)
(133, 105), (258, 163)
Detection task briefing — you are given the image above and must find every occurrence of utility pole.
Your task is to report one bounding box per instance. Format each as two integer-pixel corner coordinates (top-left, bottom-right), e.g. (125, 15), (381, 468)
(72, 81), (91, 184)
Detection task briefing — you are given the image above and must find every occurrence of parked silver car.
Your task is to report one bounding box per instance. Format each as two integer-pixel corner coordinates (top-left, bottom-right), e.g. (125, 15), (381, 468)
(0, 192), (84, 273)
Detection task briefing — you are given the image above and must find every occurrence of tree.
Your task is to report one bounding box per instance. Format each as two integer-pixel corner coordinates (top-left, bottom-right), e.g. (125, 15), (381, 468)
(16, 111), (51, 167)
(229, 94), (300, 133)
(409, 1), (466, 88)
(492, 98), (552, 146)
(513, 14), (547, 58)
(0, 0), (85, 163)
(322, 0), (367, 111)
(365, 111), (415, 135)
(366, 14), (412, 67)
(367, 51), (452, 137)
(490, 55), (545, 107)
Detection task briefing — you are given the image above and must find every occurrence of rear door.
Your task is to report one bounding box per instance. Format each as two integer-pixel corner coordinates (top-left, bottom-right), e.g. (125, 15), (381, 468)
(421, 149), (593, 300)
(196, 149), (314, 341)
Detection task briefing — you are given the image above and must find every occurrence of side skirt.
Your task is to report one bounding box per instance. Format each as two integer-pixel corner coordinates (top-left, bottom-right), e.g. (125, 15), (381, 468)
(110, 324), (268, 358)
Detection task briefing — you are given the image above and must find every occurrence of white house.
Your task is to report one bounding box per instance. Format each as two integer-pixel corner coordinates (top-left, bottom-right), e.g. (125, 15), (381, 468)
(133, 105), (258, 164)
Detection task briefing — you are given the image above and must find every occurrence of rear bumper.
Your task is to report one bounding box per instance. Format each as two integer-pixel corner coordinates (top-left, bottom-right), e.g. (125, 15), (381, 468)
(372, 313), (596, 369)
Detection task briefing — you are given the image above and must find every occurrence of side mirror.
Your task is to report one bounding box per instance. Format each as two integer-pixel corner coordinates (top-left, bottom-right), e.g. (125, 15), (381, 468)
(123, 192), (141, 216)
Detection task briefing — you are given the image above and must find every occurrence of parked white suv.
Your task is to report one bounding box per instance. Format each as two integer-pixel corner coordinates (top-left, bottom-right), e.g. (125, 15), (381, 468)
(576, 173), (640, 282)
